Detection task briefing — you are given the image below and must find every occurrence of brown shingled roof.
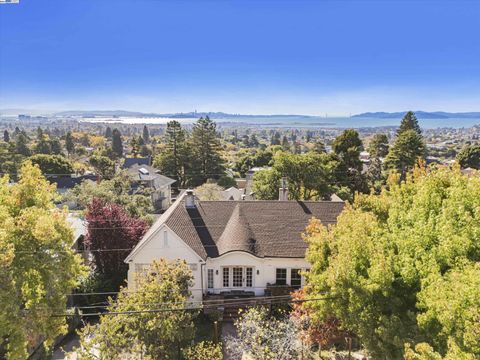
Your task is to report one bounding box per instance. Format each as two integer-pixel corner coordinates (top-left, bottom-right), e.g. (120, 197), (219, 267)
(164, 200), (344, 260)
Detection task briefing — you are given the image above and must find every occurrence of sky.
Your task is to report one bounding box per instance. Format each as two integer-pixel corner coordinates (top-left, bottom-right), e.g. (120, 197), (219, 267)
(1, 0), (480, 115)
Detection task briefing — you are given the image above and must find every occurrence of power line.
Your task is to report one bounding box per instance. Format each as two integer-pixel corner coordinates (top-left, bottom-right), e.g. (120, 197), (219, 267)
(51, 295), (337, 318)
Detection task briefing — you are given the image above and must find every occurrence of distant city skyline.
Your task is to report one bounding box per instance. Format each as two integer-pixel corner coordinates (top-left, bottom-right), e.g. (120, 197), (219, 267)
(1, 0), (480, 115)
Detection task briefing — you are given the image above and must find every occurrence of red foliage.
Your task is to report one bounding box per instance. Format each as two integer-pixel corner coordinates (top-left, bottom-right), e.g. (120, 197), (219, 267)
(291, 289), (346, 347)
(85, 198), (148, 278)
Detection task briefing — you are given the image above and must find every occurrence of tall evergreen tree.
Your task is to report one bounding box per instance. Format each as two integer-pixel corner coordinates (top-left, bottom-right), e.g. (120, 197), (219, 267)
(190, 117), (225, 186)
(65, 131), (75, 155)
(3, 130), (10, 143)
(15, 132), (30, 156)
(456, 144), (480, 169)
(332, 129), (363, 171)
(367, 133), (389, 158)
(281, 135), (290, 151)
(153, 120), (189, 187)
(142, 125), (150, 144)
(385, 129), (425, 178)
(111, 128), (123, 158)
(105, 126), (113, 139)
(398, 111), (421, 135)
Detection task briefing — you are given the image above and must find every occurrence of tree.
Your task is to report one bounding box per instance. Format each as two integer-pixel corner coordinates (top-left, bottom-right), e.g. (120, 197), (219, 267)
(75, 259), (197, 359)
(252, 169), (280, 200)
(385, 129), (425, 178)
(194, 183), (224, 200)
(142, 125), (150, 143)
(129, 136), (140, 157)
(105, 126), (113, 139)
(456, 144), (480, 169)
(281, 135), (290, 151)
(3, 130), (9, 143)
(65, 131), (75, 156)
(15, 132), (30, 156)
(85, 199), (147, 287)
(89, 154), (116, 179)
(190, 117), (225, 186)
(111, 128), (123, 158)
(28, 154), (74, 175)
(225, 307), (307, 359)
(0, 162), (85, 358)
(312, 139), (326, 153)
(368, 133), (389, 158)
(50, 138), (62, 155)
(183, 341), (222, 360)
(154, 120), (190, 187)
(398, 111), (421, 135)
(332, 129), (363, 171)
(304, 166), (480, 359)
(65, 172), (154, 219)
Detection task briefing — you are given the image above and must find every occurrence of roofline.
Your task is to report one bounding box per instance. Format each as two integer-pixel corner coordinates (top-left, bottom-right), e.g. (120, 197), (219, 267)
(207, 250), (308, 260)
(124, 192), (187, 263)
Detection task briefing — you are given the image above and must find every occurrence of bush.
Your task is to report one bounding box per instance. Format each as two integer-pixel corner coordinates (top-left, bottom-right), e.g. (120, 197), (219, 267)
(183, 341), (222, 360)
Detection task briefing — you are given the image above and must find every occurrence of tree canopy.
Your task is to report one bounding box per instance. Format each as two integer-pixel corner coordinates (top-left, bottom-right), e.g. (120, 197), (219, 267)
(0, 162), (85, 359)
(75, 259), (197, 359)
(304, 166), (480, 359)
(456, 144), (480, 169)
(28, 154), (74, 175)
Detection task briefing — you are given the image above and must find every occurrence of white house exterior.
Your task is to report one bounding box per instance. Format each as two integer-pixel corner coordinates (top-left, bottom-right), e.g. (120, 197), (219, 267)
(125, 191), (344, 302)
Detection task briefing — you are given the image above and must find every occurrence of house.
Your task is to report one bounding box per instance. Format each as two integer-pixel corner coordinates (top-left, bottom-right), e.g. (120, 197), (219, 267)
(124, 162), (176, 211)
(125, 190), (344, 302)
(51, 173), (98, 195)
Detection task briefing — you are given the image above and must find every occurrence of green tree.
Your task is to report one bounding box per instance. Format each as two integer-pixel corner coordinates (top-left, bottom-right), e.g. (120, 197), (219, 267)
(34, 134), (52, 154)
(3, 130), (9, 143)
(456, 144), (480, 169)
(183, 341), (222, 360)
(368, 133), (389, 158)
(75, 259), (197, 359)
(0, 162), (86, 359)
(65, 131), (75, 156)
(111, 128), (123, 158)
(312, 139), (326, 153)
(398, 111), (422, 135)
(332, 129), (363, 171)
(281, 135), (290, 151)
(154, 120), (190, 187)
(194, 183), (224, 200)
(385, 129), (425, 178)
(50, 138), (62, 155)
(28, 154), (74, 175)
(142, 125), (150, 143)
(105, 126), (112, 139)
(89, 154), (116, 179)
(304, 166), (480, 359)
(190, 117), (225, 186)
(252, 169), (280, 200)
(15, 132), (30, 156)
(64, 172), (154, 219)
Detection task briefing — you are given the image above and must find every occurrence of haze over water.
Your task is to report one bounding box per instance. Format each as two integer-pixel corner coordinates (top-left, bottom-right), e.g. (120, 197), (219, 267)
(80, 116), (480, 129)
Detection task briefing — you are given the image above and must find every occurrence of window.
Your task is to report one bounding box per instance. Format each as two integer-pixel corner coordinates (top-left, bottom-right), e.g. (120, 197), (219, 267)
(233, 267), (243, 287)
(276, 268), (287, 285)
(223, 267), (230, 287)
(291, 268), (302, 289)
(207, 269), (214, 289)
(246, 267), (253, 287)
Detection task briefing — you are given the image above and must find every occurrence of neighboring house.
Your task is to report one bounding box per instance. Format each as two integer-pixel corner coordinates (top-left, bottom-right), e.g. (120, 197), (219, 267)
(125, 190), (344, 302)
(50, 174), (98, 196)
(123, 157), (151, 169)
(123, 161), (176, 211)
(222, 186), (245, 201)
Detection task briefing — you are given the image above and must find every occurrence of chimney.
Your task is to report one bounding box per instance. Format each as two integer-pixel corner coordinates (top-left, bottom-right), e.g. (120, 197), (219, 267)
(279, 177), (289, 201)
(185, 189), (196, 208)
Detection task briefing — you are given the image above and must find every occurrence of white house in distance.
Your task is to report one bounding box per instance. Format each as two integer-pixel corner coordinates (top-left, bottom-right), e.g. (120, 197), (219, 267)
(125, 190), (344, 302)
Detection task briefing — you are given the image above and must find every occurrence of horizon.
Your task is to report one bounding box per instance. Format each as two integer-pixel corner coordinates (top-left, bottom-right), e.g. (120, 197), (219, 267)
(1, 0), (480, 115)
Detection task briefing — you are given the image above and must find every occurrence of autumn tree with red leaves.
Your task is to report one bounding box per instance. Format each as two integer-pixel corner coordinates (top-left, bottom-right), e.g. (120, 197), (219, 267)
(85, 198), (148, 288)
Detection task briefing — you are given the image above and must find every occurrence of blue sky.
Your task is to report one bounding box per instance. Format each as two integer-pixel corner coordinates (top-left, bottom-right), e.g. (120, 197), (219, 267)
(1, 0), (480, 115)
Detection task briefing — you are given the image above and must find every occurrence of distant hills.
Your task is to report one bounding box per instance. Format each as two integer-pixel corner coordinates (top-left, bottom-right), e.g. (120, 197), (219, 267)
(353, 111), (480, 119)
